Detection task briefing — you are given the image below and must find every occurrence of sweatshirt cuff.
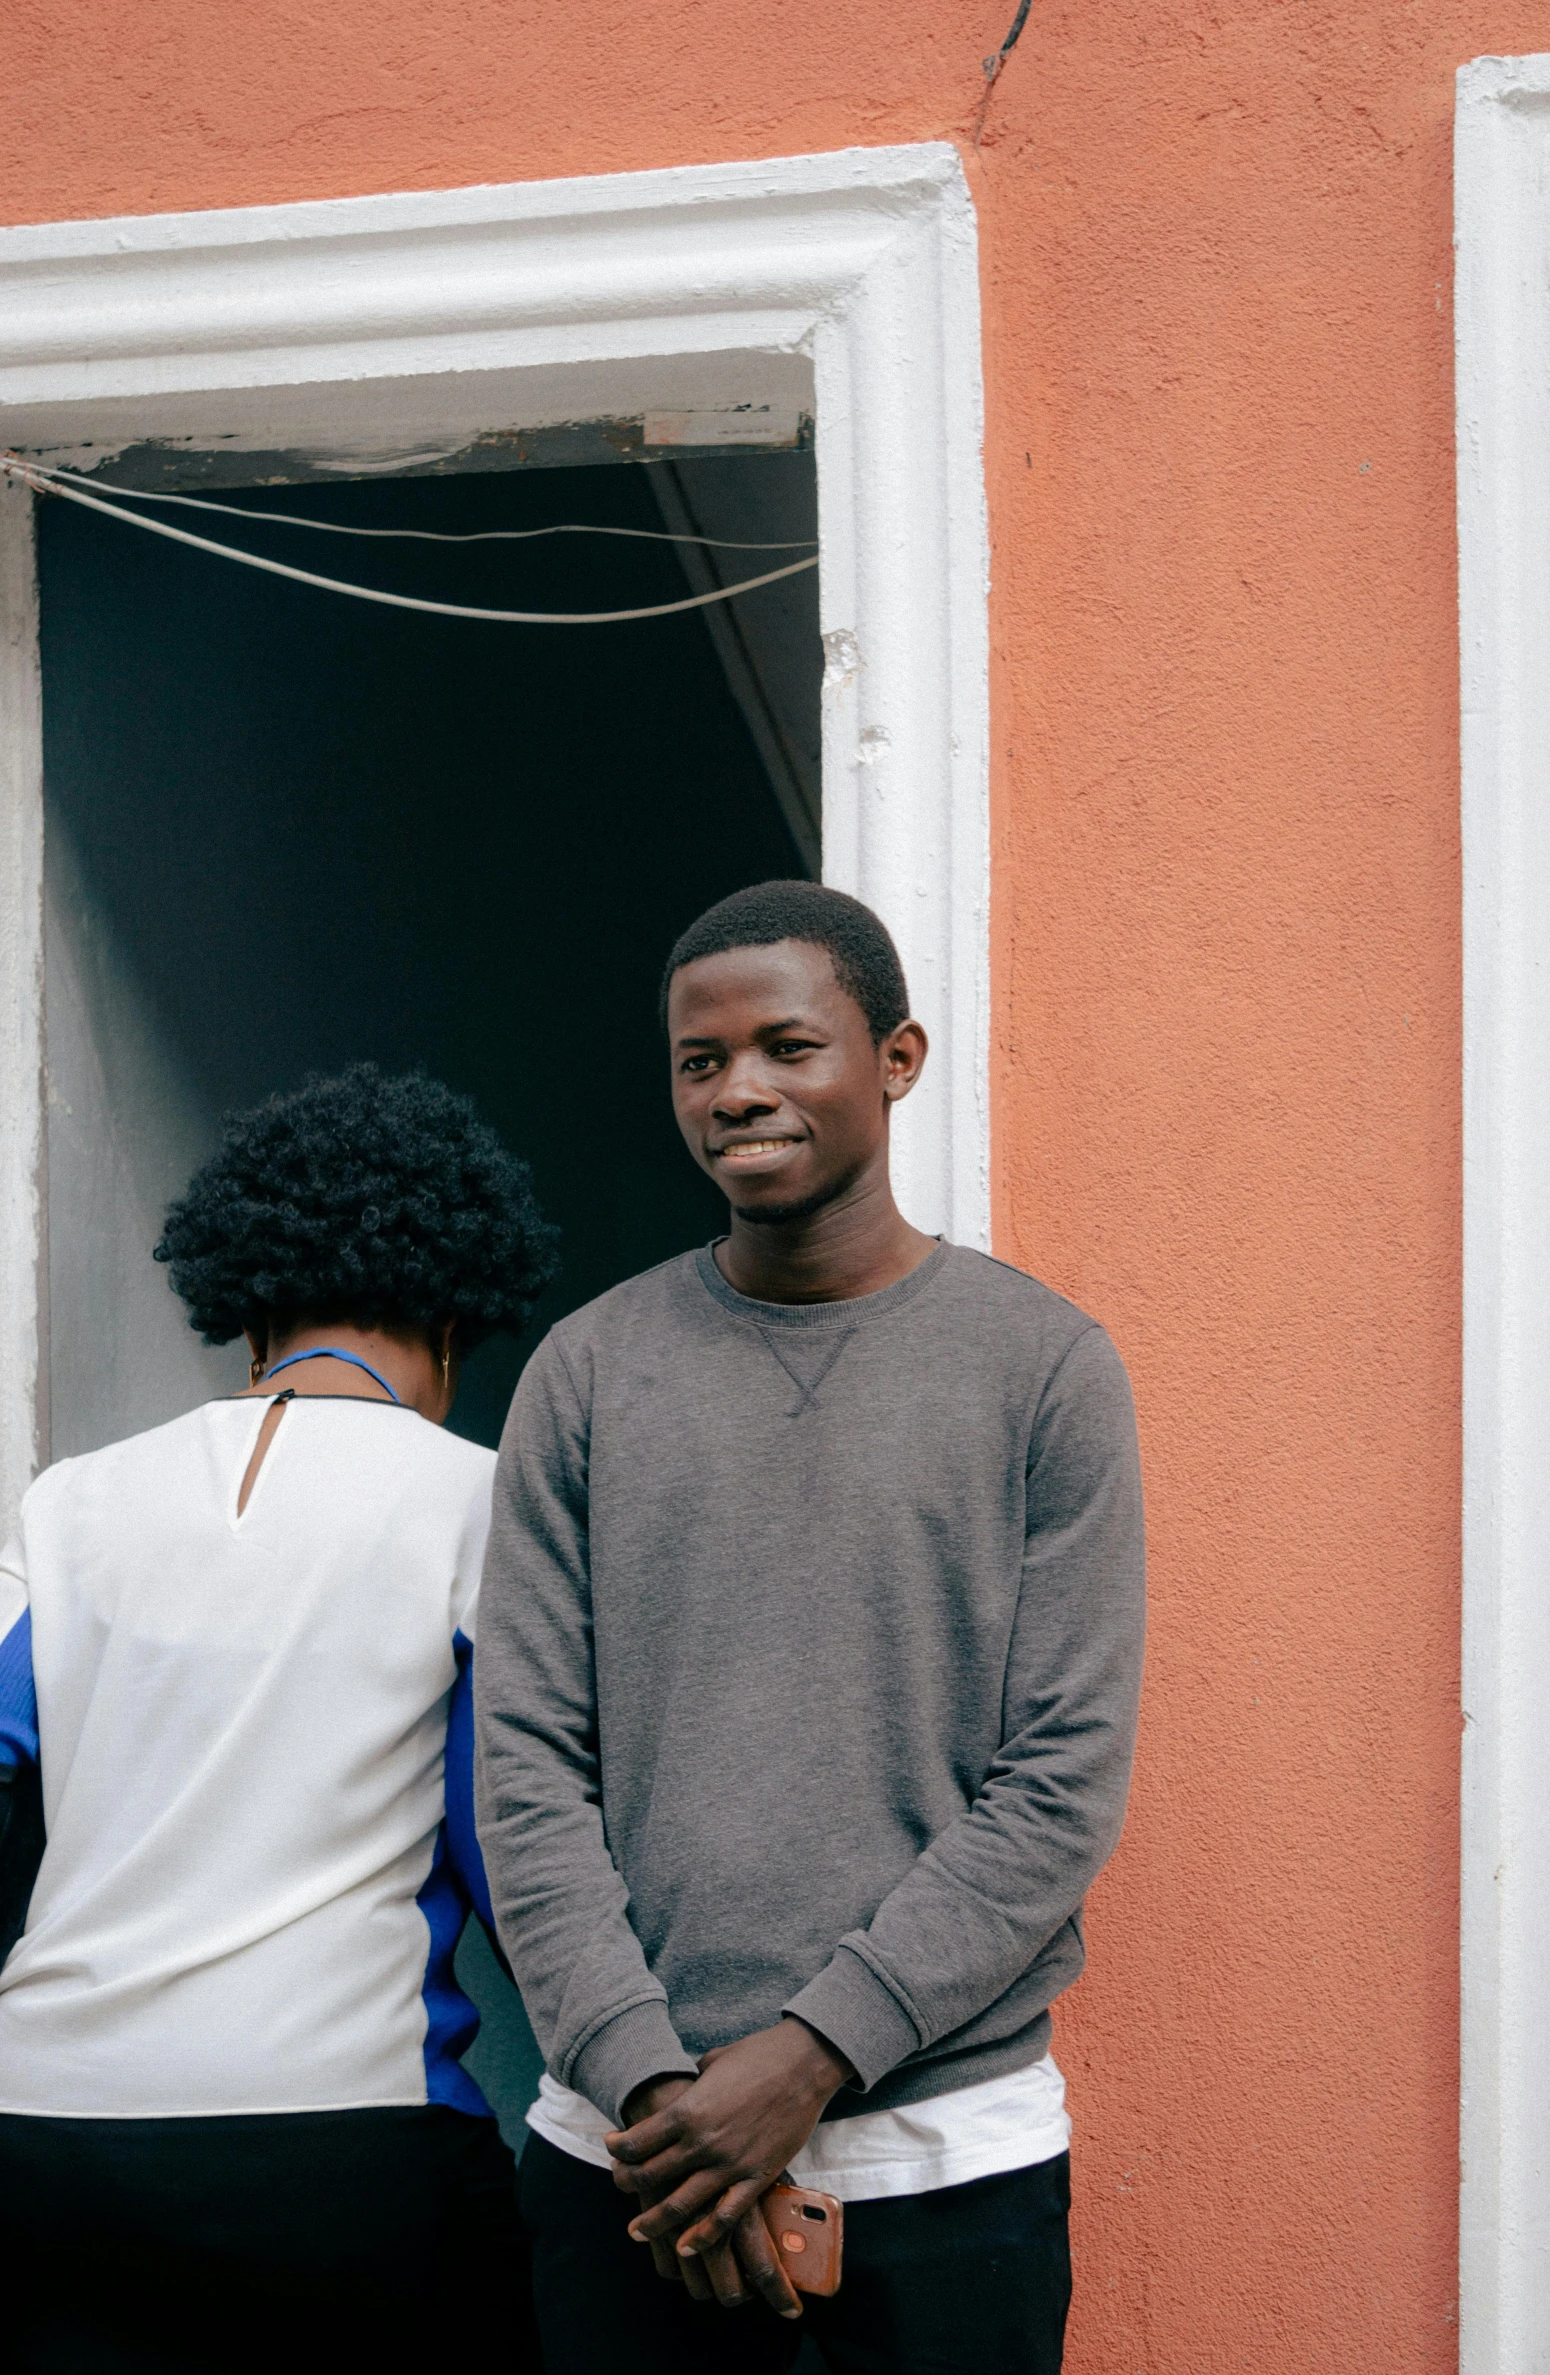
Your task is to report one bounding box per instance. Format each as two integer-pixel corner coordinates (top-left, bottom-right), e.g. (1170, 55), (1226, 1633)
(567, 1998), (699, 2129)
(783, 1945), (922, 2093)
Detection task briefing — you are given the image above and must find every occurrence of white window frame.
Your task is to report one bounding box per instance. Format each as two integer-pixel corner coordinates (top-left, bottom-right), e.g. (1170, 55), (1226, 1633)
(1456, 53), (1550, 2375)
(0, 145), (991, 1530)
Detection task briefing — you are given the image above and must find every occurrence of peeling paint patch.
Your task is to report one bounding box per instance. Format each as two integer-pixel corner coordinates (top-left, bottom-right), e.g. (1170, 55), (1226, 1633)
(821, 627), (860, 690)
(21, 415), (814, 495)
(641, 408), (803, 449)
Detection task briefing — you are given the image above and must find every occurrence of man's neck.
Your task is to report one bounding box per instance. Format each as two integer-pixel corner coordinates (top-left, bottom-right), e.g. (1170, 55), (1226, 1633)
(715, 1172), (938, 1304)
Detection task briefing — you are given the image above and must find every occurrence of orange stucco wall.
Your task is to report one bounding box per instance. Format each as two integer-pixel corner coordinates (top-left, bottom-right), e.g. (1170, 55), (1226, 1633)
(7, 3), (1527, 2363)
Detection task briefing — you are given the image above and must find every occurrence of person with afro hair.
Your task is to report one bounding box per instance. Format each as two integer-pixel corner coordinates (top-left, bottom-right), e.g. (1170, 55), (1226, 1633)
(0, 1063), (554, 2371)
(154, 1059), (556, 1367)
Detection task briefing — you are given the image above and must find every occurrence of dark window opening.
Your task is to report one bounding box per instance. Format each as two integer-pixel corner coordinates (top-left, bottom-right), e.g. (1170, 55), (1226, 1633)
(37, 443), (821, 2133)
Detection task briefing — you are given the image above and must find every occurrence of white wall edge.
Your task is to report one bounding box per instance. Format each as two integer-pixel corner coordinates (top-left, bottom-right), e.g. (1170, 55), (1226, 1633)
(1456, 53), (1550, 2375)
(0, 147), (964, 410)
(0, 144), (992, 1482)
(0, 480), (44, 1539)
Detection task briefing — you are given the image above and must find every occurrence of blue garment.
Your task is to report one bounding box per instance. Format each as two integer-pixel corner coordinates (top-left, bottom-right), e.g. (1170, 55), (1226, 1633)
(0, 1612), (38, 1773)
(416, 1630), (497, 2114)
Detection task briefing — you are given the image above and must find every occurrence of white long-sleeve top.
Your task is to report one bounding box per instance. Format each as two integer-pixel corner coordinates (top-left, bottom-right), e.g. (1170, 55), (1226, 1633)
(0, 1394), (497, 2121)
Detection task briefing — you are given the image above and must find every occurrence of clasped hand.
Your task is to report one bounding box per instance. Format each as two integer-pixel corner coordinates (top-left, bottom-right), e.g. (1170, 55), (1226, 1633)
(605, 2016), (852, 2318)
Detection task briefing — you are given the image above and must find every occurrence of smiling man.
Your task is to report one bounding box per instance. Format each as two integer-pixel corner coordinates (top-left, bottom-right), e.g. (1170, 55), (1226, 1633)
(475, 881), (1145, 2375)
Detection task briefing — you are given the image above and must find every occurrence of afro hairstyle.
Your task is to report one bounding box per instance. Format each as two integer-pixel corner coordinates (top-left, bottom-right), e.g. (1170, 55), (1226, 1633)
(659, 880), (910, 1044)
(155, 1062), (558, 1348)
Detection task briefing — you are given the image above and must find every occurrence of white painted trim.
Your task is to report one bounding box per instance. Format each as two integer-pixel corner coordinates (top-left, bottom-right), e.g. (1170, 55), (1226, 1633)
(1456, 54), (1550, 2375)
(0, 479), (44, 1538)
(0, 147), (991, 1496)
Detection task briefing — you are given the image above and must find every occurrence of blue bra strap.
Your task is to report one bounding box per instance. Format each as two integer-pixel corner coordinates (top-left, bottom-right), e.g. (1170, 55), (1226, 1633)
(261, 1348), (402, 1404)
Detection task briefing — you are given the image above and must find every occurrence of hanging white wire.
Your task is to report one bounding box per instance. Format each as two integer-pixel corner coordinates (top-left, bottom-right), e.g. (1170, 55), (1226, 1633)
(24, 460), (818, 550)
(0, 456), (819, 625)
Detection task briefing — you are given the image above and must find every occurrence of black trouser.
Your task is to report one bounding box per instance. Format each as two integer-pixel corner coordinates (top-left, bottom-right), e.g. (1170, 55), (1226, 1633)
(520, 2130), (1071, 2375)
(0, 2104), (538, 2374)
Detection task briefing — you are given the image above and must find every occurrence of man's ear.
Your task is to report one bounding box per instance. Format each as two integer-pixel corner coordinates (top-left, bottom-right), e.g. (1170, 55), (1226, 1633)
(881, 1019), (929, 1104)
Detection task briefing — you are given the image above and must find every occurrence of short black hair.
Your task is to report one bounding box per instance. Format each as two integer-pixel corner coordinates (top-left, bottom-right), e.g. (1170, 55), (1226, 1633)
(154, 1063), (558, 1348)
(660, 880), (909, 1043)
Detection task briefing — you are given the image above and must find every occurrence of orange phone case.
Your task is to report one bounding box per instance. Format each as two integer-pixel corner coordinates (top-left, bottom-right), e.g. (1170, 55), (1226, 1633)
(761, 2180), (844, 2296)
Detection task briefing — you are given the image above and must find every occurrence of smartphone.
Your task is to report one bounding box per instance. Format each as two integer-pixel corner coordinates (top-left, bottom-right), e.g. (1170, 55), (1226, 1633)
(761, 2181), (844, 2297)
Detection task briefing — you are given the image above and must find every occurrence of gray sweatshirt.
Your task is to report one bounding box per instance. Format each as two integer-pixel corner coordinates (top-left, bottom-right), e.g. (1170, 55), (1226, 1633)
(474, 1241), (1144, 2128)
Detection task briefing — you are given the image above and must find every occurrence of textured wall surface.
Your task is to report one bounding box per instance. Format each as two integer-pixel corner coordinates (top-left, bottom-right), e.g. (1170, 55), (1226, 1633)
(5, 2), (1523, 2363)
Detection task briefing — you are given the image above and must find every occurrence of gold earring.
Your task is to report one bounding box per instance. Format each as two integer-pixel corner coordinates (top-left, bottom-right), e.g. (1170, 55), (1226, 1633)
(250, 1356), (265, 1385)
(441, 1344), (451, 1389)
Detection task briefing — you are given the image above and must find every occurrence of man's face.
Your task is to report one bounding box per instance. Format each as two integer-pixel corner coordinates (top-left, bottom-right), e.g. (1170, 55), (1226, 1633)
(668, 938), (919, 1224)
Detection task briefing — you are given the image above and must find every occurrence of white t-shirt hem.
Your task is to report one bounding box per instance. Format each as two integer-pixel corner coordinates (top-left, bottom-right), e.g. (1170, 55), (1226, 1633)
(524, 2055), (1072, 2204)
